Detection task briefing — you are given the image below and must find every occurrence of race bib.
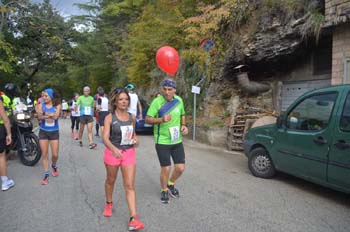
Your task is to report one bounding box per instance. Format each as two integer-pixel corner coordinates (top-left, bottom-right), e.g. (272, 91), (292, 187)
(84, 106), (91, 115)
(120, 125), (134, 145)
(169, 126), (180, 142)
(45, 119), (55, 127)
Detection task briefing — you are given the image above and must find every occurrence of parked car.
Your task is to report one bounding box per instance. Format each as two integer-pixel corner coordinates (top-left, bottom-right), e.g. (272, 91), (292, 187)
(244, 84), (350, 193)
(135, 98), (153, 134)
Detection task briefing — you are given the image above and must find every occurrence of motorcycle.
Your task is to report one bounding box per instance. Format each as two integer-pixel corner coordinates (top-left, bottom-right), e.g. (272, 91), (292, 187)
(6, 100), (41, 166)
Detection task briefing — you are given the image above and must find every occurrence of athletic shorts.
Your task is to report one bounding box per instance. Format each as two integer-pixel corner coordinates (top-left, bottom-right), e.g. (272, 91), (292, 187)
(80, 115), (94, 124)
(155, 143), (185, 167)
(104, 147), (136, 166)
(0, 124), (7, 153)
(39, 130), (59, 140)
(98, 111), (109, 126)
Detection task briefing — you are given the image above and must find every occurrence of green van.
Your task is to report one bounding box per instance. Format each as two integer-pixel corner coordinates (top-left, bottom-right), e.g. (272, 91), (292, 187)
(243, 84), (350, 193)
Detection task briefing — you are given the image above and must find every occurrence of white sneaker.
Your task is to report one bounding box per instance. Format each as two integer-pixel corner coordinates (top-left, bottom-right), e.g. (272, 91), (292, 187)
(2, 179), (15, 191)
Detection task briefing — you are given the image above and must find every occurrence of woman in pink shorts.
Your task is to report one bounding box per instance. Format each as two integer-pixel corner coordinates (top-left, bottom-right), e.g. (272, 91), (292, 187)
(102, 88), (144, 231)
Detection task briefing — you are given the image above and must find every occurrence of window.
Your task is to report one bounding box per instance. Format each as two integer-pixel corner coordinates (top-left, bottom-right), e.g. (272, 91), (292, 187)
(340, 92), (350, 132)
(286, 92), (337, 131)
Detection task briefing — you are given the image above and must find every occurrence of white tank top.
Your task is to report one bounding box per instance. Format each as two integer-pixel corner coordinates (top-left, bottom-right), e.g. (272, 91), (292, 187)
(128, 93), (139, 116)
(99, 96), (109, 112)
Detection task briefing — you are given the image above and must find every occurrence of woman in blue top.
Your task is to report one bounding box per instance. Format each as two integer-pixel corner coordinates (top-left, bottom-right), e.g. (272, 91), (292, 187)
(35, 88), (61, 185)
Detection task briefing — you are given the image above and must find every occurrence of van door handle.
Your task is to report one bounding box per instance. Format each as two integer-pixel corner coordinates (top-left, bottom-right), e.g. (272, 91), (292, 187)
(334, 140), (350, 150)
(313, 136), (327, 145)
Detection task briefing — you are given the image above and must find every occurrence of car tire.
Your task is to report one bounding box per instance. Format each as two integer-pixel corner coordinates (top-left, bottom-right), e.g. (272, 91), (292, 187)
(248, 147), (276, 178)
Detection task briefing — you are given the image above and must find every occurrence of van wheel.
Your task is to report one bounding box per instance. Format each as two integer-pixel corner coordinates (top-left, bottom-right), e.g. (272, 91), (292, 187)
(248, 147), (276, 178)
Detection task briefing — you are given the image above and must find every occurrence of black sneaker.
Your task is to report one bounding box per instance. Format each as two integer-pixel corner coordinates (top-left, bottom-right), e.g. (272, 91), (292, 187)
(167, 184), (180, 198)
(160, 190), (169, 204)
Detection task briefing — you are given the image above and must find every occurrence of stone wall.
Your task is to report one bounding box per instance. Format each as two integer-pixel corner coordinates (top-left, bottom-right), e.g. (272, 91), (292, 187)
(331, 23), (350, 84)
(325, 0), (350, 27)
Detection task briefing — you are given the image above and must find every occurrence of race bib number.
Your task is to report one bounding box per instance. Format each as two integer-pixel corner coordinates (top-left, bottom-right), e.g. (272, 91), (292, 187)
(169, 126), (180, 142)
(45, 119), (55, 127)
(84, 106), (91, 115)
(120, 125), (134, 145)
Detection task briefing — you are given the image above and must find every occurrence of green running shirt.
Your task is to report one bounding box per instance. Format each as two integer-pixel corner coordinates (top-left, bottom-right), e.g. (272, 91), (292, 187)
(77, 95), (94, 116)
(147, 95), (185, 145)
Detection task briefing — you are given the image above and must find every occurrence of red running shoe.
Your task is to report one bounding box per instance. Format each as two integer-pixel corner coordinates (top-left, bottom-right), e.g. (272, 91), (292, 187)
(103, 203), (113, 217)
(128, 215), (144, 231)
(52, 166), (59, 177)
(89, 143), (97, 149)
(41, 176), (49, 185)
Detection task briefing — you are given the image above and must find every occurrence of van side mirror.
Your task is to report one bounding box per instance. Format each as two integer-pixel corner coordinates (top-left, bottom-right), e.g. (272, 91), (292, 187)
(276, 116), (284, 128)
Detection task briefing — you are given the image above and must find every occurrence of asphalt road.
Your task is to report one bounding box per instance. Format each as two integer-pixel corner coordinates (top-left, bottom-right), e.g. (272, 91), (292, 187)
(0, 119), (349, 232)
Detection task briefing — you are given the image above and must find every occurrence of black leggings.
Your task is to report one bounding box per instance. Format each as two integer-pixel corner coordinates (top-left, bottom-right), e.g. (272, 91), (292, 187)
(71, 116), (80, 131)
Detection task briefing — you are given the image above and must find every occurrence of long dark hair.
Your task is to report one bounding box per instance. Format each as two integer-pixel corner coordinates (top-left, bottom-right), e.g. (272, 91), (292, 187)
(109, 88), (130, 112)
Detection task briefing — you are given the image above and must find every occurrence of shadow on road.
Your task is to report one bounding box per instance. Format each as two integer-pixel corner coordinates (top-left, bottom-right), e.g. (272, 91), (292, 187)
(273, 173), (349, 205)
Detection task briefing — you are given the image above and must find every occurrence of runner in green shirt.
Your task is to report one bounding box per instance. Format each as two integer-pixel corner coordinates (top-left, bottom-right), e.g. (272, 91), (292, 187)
(76, 86), (97, 149)
(146, 78), (188, 204)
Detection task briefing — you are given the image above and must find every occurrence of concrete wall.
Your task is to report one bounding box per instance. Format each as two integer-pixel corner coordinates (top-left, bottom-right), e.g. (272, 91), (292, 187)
(331, 23), (350, 84)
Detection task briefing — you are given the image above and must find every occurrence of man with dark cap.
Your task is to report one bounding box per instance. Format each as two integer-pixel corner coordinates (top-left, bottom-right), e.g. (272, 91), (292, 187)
(145, 78), (188, 204)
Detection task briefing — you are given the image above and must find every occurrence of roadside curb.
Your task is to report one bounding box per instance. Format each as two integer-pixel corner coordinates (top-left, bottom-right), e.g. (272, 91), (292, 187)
(183, 138), (244, 156)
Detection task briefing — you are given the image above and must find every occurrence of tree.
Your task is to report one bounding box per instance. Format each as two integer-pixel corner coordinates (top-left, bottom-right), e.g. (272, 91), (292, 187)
(14, 0), (74, 84)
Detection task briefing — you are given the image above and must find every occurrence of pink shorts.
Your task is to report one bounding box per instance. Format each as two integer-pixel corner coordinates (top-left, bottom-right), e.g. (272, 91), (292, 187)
(103, 147), (136, 166)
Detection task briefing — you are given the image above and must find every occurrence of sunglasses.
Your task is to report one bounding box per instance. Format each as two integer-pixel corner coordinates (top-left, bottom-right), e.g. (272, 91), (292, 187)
(113, 88), (126, 94)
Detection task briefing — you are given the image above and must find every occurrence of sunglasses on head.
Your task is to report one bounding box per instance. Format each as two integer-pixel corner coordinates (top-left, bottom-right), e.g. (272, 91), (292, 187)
(113, 88), (126, 94)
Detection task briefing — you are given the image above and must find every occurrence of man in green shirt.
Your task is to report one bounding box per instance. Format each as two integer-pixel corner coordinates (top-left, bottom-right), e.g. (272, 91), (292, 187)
(76, 86), (97, 149)
(146, 78), (188, 204)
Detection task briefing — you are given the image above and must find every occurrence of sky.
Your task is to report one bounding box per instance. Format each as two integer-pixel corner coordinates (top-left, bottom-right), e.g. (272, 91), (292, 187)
(31, 0), (89, 17)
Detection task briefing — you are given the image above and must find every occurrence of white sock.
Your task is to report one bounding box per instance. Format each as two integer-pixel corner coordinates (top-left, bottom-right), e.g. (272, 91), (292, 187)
(1, 176), (8, 182)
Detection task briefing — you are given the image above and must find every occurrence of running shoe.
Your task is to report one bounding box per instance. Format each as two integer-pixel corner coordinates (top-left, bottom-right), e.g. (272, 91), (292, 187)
(128, 215), (144, 231)
(160, 190), (169, 204)
(167, 184), (180, 198)
(79, 141), (83, 147)
(103, 202), (113, 217)
(41, 176), (49, 185)
(89, 143), (97, 149)
(1, 179), (15, 191)
(52, 166), (59, 177)
(71, 133), (74, 138)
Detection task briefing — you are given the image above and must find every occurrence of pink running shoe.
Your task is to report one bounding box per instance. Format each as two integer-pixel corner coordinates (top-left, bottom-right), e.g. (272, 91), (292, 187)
(41, 176), (49, 185)
(103, 203), (113, 217)
(52, 166), (59, 177)
(128, 215), (144, 231)
(71, 133), (74, 138)
(89, 143), (97, 149)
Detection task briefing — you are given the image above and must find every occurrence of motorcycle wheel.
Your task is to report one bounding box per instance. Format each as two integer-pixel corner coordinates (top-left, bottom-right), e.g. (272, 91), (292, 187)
(18, 133), (42, 166)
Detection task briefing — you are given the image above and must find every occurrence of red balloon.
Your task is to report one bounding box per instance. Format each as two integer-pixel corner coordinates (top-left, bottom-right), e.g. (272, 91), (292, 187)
(156, 46), (180, 76)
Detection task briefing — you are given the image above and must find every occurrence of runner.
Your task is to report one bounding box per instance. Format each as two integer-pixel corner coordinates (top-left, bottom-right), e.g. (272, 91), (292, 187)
(76, 86), (97, 149)
(70, 93), (80, 140)
(0, 93), (14, 191)
(96, 87), (109, 138)
(125, 84), (142, 120)
(102, 87), (144, 231)
(35, 88), (61, 185)
(145, 78), (188, 203)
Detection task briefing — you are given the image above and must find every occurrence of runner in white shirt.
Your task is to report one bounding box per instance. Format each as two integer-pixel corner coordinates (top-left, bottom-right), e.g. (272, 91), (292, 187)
(125, 84), (142, 120)
(97, 87), (109, 137)
(70, 93), (80, 140)
(62, 99), (69, 119)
